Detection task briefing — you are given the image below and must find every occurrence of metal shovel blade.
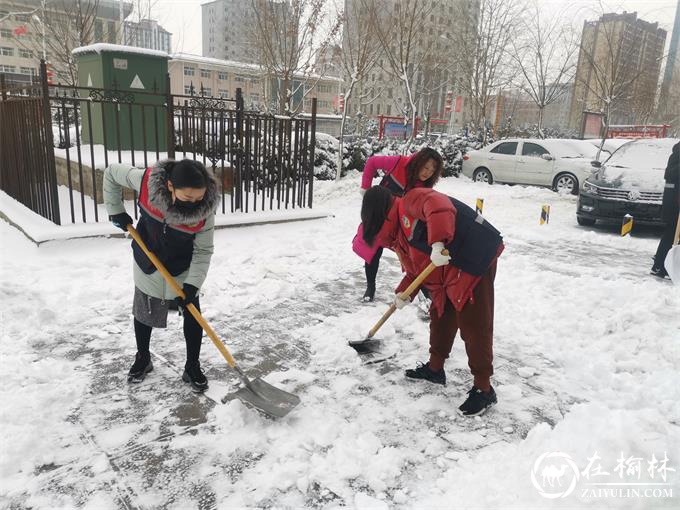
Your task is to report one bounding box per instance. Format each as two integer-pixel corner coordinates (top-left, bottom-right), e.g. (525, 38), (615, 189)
(348, 337), (383, 354)
(221, 378), (301, 418)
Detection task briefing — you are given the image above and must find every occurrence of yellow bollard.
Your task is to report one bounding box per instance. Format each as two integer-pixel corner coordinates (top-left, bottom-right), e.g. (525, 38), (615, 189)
(540, 205), (550, 225)
(476, 198), (484, 215)
(621, 214), (633, 236)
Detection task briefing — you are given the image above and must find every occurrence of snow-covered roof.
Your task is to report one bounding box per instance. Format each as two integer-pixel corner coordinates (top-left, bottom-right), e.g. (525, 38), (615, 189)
(72, 44), (169, 59)
(170, 53), (344, 83)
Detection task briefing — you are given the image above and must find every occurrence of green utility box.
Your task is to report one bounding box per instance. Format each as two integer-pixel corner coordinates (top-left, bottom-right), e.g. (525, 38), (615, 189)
(74, 44), (169, 152)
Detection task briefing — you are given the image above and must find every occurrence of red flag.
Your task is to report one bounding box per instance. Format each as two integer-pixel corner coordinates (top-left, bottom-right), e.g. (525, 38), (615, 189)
(13, 26), (28, 36)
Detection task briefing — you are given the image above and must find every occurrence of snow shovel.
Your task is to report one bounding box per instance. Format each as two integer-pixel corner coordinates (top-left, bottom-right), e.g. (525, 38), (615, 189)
(126, 225), (300, 418)
(664, 212), (680, 284)
(349, 250), (449, 355)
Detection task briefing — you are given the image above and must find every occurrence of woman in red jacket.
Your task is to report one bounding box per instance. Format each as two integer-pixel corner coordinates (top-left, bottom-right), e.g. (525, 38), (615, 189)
(355, 148), (442, 301)
(361, 185), (504, 416)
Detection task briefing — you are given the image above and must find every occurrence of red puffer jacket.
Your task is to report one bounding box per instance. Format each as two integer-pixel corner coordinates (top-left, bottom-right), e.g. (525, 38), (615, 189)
(378, 188), (504, 316)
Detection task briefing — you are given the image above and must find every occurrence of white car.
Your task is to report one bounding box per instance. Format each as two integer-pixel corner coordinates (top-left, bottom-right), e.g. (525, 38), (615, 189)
(461, 138), (599, 194)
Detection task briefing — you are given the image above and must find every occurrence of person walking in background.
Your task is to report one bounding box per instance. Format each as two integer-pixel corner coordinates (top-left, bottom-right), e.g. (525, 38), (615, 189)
(651, 142), (680, 279)
(104, 159), (219, 392)
(360, 185), (504, 416)
(354, 148), (443, 302)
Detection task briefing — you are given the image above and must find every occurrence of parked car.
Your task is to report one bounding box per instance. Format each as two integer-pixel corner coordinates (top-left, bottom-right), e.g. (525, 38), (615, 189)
(576, 138), (680, 226)
(461, 138), (598, 194)
(584, 138), (631, 158)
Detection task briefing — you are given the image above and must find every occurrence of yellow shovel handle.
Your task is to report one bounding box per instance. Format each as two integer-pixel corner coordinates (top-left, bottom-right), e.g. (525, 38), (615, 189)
(126, 225), (237, 368)
(367, 249), (449, 339)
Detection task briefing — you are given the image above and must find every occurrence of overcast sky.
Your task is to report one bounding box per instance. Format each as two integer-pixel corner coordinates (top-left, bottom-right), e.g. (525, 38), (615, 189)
(152, 0), (678, 56)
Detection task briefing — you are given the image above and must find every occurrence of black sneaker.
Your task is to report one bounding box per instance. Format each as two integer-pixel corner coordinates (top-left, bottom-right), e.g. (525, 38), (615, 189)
(128, 352), (153, 383)
(650, 266), (669, 279)
(405, 362), (446, 386)
(458, 386), (497, 417)
(362, 285), (376, 302)
(182, 362), (208, 393)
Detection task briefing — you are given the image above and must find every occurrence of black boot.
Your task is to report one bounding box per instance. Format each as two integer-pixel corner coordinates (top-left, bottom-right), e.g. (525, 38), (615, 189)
(182, 361), (208, 393)
(128, 352), (153, 383)
(362, 284), (376, 302)
(458, 386), (497, 417)
(405, 362), (446, 386)
(650, 265), (669, 279)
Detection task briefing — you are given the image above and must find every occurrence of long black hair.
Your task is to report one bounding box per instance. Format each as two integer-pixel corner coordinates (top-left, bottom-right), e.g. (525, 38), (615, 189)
(361, 186), (394, 246)
(406, 147), (444, 189)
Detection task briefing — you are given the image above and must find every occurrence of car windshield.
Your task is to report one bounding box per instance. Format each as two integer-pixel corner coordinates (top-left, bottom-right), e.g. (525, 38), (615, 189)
(606, 140), (672, 171)
(551, 141), (599, 159)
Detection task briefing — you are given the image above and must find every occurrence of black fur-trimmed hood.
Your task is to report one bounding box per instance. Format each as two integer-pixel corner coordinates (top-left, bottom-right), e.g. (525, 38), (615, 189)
(146, 161), (219, 225)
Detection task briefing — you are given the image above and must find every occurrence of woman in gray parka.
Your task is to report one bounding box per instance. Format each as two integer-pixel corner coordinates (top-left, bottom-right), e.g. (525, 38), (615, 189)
(104, 159), (219, 392)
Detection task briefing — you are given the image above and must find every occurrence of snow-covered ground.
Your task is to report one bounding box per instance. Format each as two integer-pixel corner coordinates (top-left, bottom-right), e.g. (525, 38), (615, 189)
(1, 173), (678, 509)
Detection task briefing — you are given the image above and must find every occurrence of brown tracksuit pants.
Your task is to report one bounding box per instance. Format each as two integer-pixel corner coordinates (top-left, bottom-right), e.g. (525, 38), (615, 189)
(428, 260), (496, 391)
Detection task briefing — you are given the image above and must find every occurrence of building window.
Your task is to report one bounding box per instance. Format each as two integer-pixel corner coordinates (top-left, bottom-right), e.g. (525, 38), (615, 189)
(218, 89), (229, 98)
(0, 29), (12, 38)
(15, 14), (29, 22)
(184, 85), (193, 95)
(202, 87), (212, 96)
(234, 75), (246, 82)
(387, 105), (391, 115)
(218, 71), (227, 80)
(19, 49), (33, 59)
(1, 47), (14, 56)
(20, 67), (37, 76)
(184, 66), (195, 76)
(200, 69), (211, 78)
(95, 21), (103, 42)
(0, 65), (16, 73)
(107, 21), (115, 43)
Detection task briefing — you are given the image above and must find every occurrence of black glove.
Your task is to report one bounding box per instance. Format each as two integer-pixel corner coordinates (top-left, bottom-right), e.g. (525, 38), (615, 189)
(175, 283), (199, 311)
(109, 212), (133, 232)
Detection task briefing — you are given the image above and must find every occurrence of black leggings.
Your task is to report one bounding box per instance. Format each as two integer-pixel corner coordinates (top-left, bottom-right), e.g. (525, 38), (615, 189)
(654, 213), (679, 269)
(364, 247), (383, 288)
(134, 298), (203, 364)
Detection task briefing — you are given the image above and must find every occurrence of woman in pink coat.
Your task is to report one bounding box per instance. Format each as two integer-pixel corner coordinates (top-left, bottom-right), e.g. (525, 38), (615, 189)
(354, 148), (443, 301)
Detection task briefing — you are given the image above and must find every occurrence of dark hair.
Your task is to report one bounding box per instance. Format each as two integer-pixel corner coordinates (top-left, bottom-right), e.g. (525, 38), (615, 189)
(165, 159), (209, 189)
(406, 147), (443, 189)
(361, 186), (394, 246)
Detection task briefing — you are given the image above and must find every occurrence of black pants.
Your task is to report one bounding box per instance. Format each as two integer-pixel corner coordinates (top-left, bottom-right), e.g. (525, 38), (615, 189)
(365, 247), (383, 289)
(654, 214), (679, 269)
(134, 298), (203, 365)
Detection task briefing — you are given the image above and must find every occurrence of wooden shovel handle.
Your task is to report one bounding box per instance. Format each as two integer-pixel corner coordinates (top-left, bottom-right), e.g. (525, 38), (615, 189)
(126, 225), (237, 368)
(367, 249), (449, 339)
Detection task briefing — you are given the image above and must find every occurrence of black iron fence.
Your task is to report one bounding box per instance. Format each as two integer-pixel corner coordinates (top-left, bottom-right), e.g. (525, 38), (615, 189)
(0, 61), (317, 225)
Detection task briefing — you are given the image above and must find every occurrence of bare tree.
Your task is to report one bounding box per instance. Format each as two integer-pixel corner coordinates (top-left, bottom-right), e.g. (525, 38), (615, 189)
(11, 0), (102, 86)
(572, 6), (666, 159)
(510, 2), (578, 138)
(451, 0), (522, 142)
(335, 0), (381, 180)
(250, 0), (341, 116)
(369, 0), (439, 149)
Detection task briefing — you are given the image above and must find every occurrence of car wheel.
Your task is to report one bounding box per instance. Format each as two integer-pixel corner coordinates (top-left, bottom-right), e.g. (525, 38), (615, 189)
(577, 216), (596, 226)
(473, 167), (493, 184)
(554, 173), (578, 195)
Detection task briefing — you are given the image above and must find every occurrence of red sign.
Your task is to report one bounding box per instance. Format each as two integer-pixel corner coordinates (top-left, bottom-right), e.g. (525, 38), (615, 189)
(13, 26), (28, 36)
(607, 125), (670, 139)
(454, 95), (463, 113)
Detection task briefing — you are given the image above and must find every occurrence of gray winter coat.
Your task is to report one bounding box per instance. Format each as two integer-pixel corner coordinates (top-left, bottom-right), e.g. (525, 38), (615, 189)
(103, 162), (217, 300)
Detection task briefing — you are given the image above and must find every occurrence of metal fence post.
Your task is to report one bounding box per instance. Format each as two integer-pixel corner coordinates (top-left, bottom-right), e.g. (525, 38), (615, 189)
(166, 72), (175, 159)
(308, 97), (317, 208)
(235, 87), (244, 210)
(39, 59), (61, 225)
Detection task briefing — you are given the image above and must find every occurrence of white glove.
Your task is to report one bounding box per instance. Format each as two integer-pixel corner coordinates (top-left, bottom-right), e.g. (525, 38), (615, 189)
(430, 241), (451, 267)
(359, 188), (366, 196)
(394, 293), (410, 309)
